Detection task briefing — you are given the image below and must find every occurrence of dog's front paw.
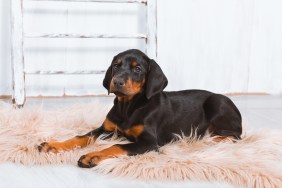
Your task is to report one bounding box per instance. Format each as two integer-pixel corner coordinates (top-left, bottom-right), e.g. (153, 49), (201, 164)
(77, 146), (127, 168)
(77, 153), (101, 168)
(38, 142), (62, 153)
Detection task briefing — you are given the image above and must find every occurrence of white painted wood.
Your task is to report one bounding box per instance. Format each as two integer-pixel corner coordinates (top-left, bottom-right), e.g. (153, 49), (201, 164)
(4, 0), (282, 98)
(25, 0), (146, 4)
(11, 0), (25, 107)
(247, 0), (282, 94)
(146, 0), (157, 60)
(157, 0), (254, 93)
(25, 33), (147, 39)
(17, 0), (149, 98)
(0, 1), (12, 96)
(25, 70), (105, 74)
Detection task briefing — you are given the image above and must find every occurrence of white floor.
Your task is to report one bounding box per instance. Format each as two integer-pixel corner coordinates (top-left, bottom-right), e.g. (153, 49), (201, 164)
(0, 95), (282, 188)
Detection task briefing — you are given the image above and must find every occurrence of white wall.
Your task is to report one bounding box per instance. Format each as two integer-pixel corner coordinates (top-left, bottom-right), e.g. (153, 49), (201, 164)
(0, 0), (12, 96)
(158, 0), (282, 94)
(1, 0), (282, 97)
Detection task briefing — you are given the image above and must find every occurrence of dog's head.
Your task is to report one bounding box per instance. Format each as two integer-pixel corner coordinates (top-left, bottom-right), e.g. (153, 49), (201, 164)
(103, 49), (168, 100)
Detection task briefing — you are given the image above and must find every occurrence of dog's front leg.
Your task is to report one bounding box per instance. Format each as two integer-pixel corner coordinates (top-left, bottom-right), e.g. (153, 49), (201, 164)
(37, 127), (104, 153)
(78, 140), (158, 168)
(38, 118), (118, 153)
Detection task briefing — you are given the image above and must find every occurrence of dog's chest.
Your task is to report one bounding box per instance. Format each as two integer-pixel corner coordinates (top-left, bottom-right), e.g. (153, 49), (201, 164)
(116, 120), (144, 141)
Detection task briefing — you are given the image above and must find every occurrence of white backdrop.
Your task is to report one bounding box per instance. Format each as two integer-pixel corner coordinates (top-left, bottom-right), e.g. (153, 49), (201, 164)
(1, 0), (282, 97)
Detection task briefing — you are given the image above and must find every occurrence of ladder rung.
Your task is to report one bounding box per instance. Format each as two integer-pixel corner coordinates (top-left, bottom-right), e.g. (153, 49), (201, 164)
(25, 70), (106, 75)
(25, 0), (147, 4)
(24, 33), (147, 39)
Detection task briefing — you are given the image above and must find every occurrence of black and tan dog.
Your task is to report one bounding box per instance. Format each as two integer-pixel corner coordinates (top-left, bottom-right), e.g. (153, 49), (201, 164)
(38, 49), (242, 168)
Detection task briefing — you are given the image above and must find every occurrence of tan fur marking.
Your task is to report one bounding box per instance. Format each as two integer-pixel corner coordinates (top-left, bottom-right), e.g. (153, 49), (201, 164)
(39, 136), (91, 153)
(212, 136), (236, 142)
(80, 145), (127, 166)
(116, 78), (145, 102)
(103, 118), (118, 132)
(125, 78), (145, 95)
(115, 58), (121, 64)
(109, 78), (115, 93)
(124, 125), (144, 139)
(130, 78), (145, 94)
(131, 61), (138, 67)
(117, 96), (134, 102)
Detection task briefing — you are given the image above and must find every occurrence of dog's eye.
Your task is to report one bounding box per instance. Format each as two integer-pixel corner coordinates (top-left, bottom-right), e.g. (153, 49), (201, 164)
(134, 66), (142, 73)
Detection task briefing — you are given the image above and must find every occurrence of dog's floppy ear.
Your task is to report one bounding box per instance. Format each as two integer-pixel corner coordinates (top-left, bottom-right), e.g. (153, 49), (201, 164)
(103, 63), (113, 94)
(145, 59), (168, 99)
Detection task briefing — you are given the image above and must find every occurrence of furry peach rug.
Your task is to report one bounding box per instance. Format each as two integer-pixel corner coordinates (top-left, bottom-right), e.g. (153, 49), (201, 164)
(0, 102), (281, 188)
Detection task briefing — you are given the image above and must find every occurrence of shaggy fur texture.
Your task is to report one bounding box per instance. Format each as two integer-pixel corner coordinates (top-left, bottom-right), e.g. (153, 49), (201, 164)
(0, 102), (281, 187)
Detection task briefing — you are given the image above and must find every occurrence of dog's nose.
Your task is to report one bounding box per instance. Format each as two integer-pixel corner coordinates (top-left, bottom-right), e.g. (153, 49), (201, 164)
(113, 78), (125, 87)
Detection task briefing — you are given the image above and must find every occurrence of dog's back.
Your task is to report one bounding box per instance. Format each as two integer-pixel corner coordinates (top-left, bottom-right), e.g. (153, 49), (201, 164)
(146, 90), (242, 146)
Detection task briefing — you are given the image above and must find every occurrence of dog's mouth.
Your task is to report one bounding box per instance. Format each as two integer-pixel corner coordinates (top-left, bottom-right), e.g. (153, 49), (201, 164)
(109, 78), (143, 97)
(113, 91), (128, 97)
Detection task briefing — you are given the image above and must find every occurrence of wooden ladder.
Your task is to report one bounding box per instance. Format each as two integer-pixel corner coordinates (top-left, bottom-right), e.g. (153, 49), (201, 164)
(10, 0), (157, 107)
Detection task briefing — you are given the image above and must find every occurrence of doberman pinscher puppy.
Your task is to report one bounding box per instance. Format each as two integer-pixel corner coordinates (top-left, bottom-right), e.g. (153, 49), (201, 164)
(38, 49), (242, 168)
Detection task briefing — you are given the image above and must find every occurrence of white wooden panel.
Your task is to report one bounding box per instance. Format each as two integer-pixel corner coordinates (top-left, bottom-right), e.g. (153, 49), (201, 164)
(146, 0), (157, 60)
(25, 33), (147, 39)
(24, 38), (146, 96)
(25, 74), (106, 96)
(23, 1), (146, 96)
(23, 1), (146, 36)
(3, 0), (282, 97)
(0, 0), (12, 96)
(25, 70), (105, 74)
(247, 0), (282, 94)
(158, 0), (254, 93)
(10, 0), (25, 106)
(26, 0), (146, 3)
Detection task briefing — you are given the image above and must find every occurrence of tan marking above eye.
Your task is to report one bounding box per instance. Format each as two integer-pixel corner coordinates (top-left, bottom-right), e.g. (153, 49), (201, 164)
(131, 61), (138, 67)
(116, 59), (121, 64)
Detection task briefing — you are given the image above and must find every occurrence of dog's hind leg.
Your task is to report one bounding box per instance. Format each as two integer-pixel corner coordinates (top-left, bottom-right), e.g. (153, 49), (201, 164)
(203, 94), (242, 140)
